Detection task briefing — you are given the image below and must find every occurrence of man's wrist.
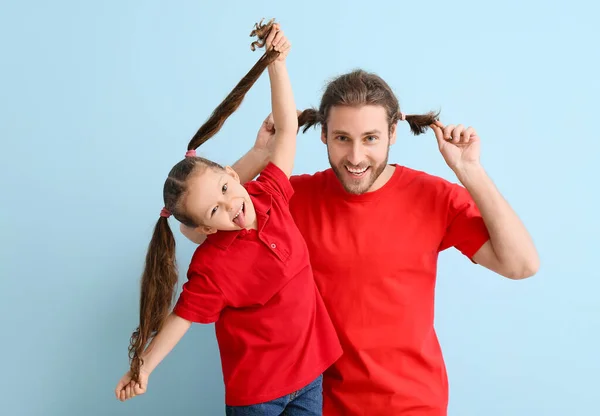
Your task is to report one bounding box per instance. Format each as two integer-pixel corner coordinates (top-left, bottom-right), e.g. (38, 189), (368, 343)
(453, 162), (486, 187)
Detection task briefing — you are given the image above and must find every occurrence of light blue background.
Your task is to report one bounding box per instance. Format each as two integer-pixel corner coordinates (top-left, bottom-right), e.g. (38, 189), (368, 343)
(1, 0), (598, 415)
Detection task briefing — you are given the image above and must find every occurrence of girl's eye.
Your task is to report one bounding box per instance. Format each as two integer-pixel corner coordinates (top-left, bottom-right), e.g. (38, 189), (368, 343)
(211, 207), (218, 216)
(222, 184), (228, 193)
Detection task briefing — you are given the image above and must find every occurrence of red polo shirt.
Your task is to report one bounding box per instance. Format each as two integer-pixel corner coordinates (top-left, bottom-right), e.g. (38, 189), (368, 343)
(288, 165), (490, 415)
(173, 162), (342, 406)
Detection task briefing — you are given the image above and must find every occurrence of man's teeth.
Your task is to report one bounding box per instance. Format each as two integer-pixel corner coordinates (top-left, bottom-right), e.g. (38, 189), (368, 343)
(346, 166), (368, 174)
(233, 203), (244, 220)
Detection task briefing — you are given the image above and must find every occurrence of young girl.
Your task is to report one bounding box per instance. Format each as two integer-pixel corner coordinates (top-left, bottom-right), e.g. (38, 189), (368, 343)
(114, 20), (342, 415)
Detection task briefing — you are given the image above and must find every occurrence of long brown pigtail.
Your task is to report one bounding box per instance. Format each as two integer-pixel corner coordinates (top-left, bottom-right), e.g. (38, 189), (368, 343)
(188, 18), (280, 150)
(128, 216), (177, 382)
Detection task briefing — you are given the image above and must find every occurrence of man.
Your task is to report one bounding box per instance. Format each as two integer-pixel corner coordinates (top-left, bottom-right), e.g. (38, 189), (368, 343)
(182, 69), (539, 415)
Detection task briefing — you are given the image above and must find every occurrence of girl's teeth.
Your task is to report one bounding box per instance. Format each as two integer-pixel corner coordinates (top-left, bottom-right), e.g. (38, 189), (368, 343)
(233, 203), (244, 220)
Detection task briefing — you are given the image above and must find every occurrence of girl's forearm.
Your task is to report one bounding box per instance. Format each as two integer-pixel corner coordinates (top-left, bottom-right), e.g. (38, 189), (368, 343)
(268, 61), (297, 134)
(140, 313), (192, 374)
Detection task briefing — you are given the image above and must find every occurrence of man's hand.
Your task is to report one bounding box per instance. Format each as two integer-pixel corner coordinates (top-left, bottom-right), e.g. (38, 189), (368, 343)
(430, 121), (481, 174)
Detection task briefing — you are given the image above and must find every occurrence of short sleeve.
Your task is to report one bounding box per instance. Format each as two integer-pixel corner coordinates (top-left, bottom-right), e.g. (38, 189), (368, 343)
(438, 184), (490, 260)
(253, 162), (294, 203)
(173, 266), (227, 324)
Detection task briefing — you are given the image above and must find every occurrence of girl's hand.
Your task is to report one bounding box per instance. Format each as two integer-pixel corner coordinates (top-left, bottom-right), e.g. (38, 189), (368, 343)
(115, 370), (149, 402)
(265, 23), (291, 62)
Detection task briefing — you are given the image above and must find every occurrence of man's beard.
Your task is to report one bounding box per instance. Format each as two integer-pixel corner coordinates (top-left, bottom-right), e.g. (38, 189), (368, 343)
(328, 148), (389, 195)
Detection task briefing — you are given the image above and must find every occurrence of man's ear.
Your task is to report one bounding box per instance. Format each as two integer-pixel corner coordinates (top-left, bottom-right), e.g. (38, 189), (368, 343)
(389, 122), (397, 145)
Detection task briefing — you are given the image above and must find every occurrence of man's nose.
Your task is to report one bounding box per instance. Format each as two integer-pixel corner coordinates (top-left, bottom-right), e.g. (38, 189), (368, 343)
(346, 144), (365, 166)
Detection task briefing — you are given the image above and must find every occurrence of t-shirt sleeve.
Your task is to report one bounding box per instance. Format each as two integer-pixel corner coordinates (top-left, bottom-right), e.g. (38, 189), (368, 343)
(173, 265), (227, 324)
(438, 184), (490, 260)
(254, 162), (295, 204)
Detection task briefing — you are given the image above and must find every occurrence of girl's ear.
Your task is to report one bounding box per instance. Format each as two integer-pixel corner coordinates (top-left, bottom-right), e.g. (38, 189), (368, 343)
(196, 225), (217, 235)
(224, 166), (240, 183)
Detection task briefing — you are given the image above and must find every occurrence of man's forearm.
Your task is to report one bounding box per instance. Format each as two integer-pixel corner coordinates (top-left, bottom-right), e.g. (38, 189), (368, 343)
(456, 163), (539, 278)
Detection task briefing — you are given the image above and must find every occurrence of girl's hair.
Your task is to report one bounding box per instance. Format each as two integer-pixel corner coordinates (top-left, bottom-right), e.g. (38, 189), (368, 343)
(127, 18), (280, 382)
(296, 69), (440, 137)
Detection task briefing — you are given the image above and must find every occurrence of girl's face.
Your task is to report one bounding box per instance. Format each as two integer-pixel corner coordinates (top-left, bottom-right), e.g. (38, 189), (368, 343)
(184, 166), (257, 234)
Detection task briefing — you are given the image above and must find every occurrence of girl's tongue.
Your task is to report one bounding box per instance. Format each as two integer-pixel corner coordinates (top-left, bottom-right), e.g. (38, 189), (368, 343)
(232, 203), (246, 228)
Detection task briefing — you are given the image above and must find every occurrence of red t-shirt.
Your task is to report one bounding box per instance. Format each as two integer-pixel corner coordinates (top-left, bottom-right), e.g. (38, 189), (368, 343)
(173, 162), (342, 406)
(288, 164), (490, 415)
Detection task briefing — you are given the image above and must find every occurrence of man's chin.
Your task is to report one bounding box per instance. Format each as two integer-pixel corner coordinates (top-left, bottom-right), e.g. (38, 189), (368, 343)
(334, 169), (375, 195)
(342, 182), (373, 195)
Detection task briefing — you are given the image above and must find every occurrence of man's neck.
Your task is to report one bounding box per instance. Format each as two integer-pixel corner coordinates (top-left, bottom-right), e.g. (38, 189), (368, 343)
(367, 164), (396, 193)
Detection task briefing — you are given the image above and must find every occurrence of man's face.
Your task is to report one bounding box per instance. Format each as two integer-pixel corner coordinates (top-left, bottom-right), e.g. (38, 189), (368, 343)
(322, 105), (396, 194)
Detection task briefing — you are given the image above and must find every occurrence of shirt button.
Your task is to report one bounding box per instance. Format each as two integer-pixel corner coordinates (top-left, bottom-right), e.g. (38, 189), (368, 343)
(271, 243), (276, 248)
